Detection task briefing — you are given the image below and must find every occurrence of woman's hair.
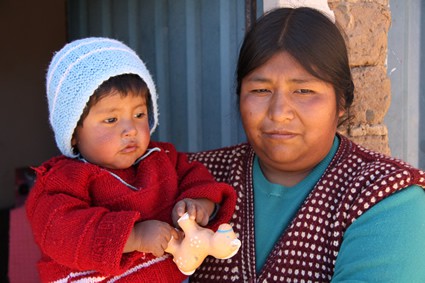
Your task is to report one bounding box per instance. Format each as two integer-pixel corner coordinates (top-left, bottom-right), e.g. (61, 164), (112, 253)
(76, 74), (151, 127)
(236, 7), (354, 123)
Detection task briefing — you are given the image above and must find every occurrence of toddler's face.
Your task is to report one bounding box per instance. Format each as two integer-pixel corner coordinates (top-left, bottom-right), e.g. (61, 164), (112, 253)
(72, 91), (150, 169)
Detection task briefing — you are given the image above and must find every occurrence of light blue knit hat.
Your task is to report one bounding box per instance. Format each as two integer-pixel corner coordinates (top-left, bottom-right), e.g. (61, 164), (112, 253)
(46, 37), (158, 158)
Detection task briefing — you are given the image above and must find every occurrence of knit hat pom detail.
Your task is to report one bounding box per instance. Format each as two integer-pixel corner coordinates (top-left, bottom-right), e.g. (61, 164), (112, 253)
(46, 37), (159, 158)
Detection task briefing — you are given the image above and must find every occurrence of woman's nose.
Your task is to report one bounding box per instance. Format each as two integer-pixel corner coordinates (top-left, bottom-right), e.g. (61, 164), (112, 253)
(268, 92), (294, 122)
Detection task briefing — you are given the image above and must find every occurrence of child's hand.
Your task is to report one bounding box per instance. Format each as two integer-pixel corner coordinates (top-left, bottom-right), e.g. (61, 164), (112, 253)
(124, 220), (180, 257)
(172, 198), (215, 227)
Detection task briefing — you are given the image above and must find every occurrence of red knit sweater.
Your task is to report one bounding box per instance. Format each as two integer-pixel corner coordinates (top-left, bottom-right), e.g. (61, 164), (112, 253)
(26, 141), (236, 282)
(187, 135), (425, 282)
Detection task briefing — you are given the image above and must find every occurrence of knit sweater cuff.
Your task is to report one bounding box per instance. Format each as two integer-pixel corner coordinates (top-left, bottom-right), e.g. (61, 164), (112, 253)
(84, 211), (140, 274)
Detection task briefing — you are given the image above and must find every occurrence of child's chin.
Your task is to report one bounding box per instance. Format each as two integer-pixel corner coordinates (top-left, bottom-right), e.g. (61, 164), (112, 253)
(100, 160), (134, 170)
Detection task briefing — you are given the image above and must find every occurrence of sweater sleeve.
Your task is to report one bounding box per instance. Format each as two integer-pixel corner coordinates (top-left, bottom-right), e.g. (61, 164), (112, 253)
(26, 158), (141, 275)
(159, 143), (236, 230)
(332, 185), (425, 282)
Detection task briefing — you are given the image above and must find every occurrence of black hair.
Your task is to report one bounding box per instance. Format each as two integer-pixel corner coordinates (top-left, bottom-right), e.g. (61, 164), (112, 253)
(76, 74), (151, 127)
(236, 7), (354, 124)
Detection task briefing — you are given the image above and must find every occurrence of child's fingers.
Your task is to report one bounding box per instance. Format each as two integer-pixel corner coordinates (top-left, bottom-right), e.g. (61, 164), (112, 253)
(170, 227), (181, 240)
(196, 208), (209, 226)
(186, 201), (197, 219)
(152, 246), (165, 257)
(174, 201), (187, 217)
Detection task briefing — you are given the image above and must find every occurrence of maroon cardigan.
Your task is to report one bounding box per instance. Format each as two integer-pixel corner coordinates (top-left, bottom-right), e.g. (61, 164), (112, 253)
(187, 135), (425, 282)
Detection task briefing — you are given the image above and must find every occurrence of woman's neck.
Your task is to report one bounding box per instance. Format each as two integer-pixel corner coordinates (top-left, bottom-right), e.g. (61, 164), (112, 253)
(258, 161), (313, 187)
(256, 135), (340, 187)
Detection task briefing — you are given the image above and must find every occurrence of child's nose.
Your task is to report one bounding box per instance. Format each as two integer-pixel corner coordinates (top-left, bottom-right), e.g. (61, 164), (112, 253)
(122, 120), (138, 137)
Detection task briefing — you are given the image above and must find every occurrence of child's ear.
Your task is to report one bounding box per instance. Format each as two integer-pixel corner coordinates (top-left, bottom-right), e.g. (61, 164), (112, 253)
(71, 135), (80, 155)
(71, 134), (78, 147)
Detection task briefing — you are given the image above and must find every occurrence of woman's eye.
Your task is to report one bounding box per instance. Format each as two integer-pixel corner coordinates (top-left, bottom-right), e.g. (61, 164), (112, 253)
(104, 117), (117, 124)
(295, 89), (314, 94)
(251, 89), (270, 94)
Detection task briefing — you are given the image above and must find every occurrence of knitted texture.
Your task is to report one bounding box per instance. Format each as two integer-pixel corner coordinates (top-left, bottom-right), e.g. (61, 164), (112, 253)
(26, 141), (237, 282)
(46, 37), (158, 158)
(187, 135), (425, 282)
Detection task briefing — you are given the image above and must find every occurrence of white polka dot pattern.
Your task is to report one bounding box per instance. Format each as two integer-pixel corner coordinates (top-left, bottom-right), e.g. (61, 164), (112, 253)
(187, 135), (425, 282)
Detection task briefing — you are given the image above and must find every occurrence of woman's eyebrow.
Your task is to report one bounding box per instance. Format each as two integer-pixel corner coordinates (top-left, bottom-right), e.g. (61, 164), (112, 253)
(290, 78), (320, 84)
(246, 75), (321, 84)
(245, 75), (272, 83)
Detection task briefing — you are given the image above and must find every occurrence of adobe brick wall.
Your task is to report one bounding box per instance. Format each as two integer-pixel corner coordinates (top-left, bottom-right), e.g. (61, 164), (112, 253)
(329, 0), (392, 154)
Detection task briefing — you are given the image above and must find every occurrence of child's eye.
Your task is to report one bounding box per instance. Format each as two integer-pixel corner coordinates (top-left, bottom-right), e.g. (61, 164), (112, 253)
(135, 112), (146, 119)
(104, 117), (117, 124)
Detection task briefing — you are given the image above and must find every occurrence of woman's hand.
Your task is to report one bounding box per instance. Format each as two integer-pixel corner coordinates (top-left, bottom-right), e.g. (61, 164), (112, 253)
(172, 198), (215, 227)
(124, 220), (181, 257)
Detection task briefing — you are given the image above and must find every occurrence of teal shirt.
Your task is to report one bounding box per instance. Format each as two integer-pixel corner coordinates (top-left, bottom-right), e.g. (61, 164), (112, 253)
(253, 137), (425, 281)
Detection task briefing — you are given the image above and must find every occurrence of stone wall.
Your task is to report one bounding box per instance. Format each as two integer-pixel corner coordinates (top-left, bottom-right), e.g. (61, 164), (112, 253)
(329, 0), (392, 154)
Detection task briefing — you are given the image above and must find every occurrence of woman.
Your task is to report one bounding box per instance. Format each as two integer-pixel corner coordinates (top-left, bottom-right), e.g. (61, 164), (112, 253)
(188, 7), (425, 282)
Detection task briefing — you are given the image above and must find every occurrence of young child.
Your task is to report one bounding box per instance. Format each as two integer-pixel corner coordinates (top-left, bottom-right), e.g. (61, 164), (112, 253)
(26, 37), (236, 282)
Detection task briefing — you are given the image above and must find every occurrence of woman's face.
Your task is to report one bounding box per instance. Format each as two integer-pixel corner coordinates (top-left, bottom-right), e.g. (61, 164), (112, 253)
(240, 51), (344, 184)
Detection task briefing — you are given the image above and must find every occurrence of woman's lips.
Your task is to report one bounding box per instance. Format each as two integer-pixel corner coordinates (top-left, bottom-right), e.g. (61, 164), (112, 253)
(263, 130), (298, 139)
